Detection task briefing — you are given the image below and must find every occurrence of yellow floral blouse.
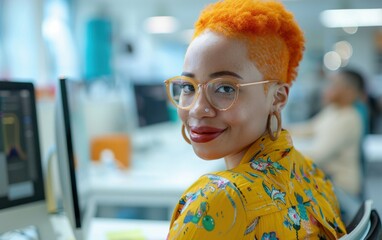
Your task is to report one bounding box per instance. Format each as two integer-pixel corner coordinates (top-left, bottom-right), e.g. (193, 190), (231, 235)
(167, 130), (346, 239)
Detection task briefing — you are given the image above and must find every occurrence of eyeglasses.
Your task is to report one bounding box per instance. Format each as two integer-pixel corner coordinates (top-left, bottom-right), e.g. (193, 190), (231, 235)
(164, 76), (277, 111)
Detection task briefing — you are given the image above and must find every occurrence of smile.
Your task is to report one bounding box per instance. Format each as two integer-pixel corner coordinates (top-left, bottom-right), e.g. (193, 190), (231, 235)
(189, 126), (226, 143)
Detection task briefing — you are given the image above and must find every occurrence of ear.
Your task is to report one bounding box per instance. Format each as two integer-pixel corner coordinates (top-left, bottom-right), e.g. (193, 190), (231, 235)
(271, 83), (289, 112)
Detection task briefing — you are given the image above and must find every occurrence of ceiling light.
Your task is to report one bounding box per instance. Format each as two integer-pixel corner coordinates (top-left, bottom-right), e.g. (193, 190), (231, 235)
(334, 41), (353, 60)
(320, 9), (382, 28)
(144, 16), (179, 34)
(324, 51), (342, 71)
(343, 26), (358, 34)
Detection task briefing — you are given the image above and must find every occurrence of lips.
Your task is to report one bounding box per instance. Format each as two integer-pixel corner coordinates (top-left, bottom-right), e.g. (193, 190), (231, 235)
(189, 126), (225, 143)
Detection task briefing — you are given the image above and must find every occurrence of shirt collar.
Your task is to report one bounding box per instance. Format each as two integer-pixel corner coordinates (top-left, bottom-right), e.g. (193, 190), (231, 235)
(240, 129), (293, 165)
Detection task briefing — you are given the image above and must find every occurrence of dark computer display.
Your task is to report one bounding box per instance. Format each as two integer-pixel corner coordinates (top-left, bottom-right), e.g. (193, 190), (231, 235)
(0, 81), (45, 210)
(133, 83), (170, 127)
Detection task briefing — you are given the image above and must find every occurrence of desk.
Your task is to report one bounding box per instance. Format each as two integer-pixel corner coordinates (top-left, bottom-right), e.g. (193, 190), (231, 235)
(87, 218), (169, 240)
(50, 214), (76, 240)
(84, 122), (225, 223)
(51, 215), (168, 240)
(86, 155), (224, 221)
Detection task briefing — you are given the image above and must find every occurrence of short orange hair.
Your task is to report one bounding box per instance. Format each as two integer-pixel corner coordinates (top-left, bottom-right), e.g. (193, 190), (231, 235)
(193, 0), (305, 84)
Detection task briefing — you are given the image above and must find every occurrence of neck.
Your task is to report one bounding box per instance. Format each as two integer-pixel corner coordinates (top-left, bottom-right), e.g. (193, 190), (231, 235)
(334, 100), (354, 108)
(224, 151), (245, 170)
(224, 131), (270, 169)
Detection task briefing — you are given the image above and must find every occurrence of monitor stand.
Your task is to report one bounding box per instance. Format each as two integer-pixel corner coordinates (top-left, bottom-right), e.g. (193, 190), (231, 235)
(45, 147), (86, 240)
(0, 201), (57, 239)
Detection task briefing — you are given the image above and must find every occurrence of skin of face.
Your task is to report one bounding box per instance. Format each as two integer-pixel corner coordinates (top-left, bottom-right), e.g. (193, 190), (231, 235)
(323, 73), (358, 107)
(178, 31), (289, 168)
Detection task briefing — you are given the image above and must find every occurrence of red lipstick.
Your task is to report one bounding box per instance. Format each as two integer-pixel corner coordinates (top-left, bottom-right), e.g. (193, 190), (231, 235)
(189, 126), (225, 143)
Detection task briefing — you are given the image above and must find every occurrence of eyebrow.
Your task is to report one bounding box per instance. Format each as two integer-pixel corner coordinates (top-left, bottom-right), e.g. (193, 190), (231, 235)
(181, 71), (243, 79)
(181, 72), (194, 78)
(210, 71), (243, 79)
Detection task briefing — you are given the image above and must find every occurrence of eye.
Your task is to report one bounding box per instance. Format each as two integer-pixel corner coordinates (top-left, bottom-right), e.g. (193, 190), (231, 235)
(216, 85), (235, 94)
(181, 82), (195, 94)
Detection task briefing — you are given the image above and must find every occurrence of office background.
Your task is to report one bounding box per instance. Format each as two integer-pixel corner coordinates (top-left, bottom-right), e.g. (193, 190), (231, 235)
(1, 0), (382, 124)
(1, 0), (382, 239)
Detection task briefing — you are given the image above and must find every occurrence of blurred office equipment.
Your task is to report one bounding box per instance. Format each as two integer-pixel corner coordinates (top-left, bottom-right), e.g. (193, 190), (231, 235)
(90, 134), (132, 169)
(133, 82), (171, 127)
(55, 77), (90, 240)
(84, 18), (112, 81)
(54, 78), (180, 239)
(339, 200), (381, 240)
(0, 81), (56, 239)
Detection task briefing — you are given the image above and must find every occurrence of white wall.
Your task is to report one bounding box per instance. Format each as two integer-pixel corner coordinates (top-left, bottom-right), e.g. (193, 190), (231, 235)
(1, 0), (48, 83)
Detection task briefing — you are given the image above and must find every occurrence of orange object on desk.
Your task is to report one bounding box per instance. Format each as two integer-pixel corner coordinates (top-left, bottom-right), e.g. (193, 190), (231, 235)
(90, 134), (131, 169)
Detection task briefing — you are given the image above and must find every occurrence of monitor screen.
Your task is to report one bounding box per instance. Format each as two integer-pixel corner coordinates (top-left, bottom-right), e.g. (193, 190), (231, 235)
(133, 83), (170, 127)
(0, 81), (45, 210)
(0, 81), (55, 240)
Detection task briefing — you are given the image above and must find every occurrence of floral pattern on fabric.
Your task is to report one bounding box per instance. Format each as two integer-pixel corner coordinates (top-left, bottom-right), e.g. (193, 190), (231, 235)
(250, 157), (287, 175)
(261, 231), (279, 240)
(167, 130), (346, 240)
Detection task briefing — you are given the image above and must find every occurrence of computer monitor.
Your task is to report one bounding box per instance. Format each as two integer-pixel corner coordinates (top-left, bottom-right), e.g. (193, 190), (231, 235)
(133, 82), (171, 127)
(0, 81), (56, 239)
(55, 78), (90, 240)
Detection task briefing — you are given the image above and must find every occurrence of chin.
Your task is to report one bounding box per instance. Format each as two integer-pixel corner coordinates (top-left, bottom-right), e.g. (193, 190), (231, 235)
(192, 146), (224, 160)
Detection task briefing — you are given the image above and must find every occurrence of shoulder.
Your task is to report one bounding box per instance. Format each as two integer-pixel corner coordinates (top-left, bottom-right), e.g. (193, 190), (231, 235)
(183, 171), (249, 212)
(330, 105), (360, 123)
(231, 150), (338, 217)
(321, 106), (362, 132)
(241, 152), (346, 238)
(180, 171), (246, 197)
(338, 106), (362, 132)
(221, 162), (297, 217)
(341, 105), (362, 117)
(168, 171), (248, 238)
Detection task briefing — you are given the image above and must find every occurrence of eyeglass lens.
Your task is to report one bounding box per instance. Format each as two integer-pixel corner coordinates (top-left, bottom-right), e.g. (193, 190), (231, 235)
(168, 78), (238, 110)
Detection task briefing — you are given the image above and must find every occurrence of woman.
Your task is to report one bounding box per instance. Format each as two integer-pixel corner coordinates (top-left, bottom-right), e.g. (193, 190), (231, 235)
(164, 0), (346, 239)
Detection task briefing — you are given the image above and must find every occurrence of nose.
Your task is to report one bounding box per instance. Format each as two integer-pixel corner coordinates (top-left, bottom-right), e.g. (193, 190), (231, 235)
(188, 87), (215, 118)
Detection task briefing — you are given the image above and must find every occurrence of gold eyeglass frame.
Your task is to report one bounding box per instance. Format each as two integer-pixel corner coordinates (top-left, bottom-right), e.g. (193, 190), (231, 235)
(164, 76), (278, 111)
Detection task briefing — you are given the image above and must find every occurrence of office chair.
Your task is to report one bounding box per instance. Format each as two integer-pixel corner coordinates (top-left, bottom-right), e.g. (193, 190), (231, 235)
(365, 210), (382, 239)
(339, 200), (382, 240)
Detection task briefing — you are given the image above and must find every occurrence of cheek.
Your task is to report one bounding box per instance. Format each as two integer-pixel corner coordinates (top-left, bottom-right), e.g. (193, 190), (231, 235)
(226, 98), (269, 131)
(178, 109), (188, 123)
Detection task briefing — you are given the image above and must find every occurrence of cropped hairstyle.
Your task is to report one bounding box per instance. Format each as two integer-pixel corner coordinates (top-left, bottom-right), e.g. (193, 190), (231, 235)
(193, 0), (305, 85)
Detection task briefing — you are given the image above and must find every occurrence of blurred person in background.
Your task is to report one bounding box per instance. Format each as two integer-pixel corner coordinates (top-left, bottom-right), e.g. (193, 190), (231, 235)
(288, 68), (368, 223)
(164, 0), (346, 238)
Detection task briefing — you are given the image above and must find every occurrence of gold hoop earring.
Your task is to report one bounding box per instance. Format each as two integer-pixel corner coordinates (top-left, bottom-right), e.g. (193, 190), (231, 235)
(267, 111), (281, 141)
(182, 124), (191, 144)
